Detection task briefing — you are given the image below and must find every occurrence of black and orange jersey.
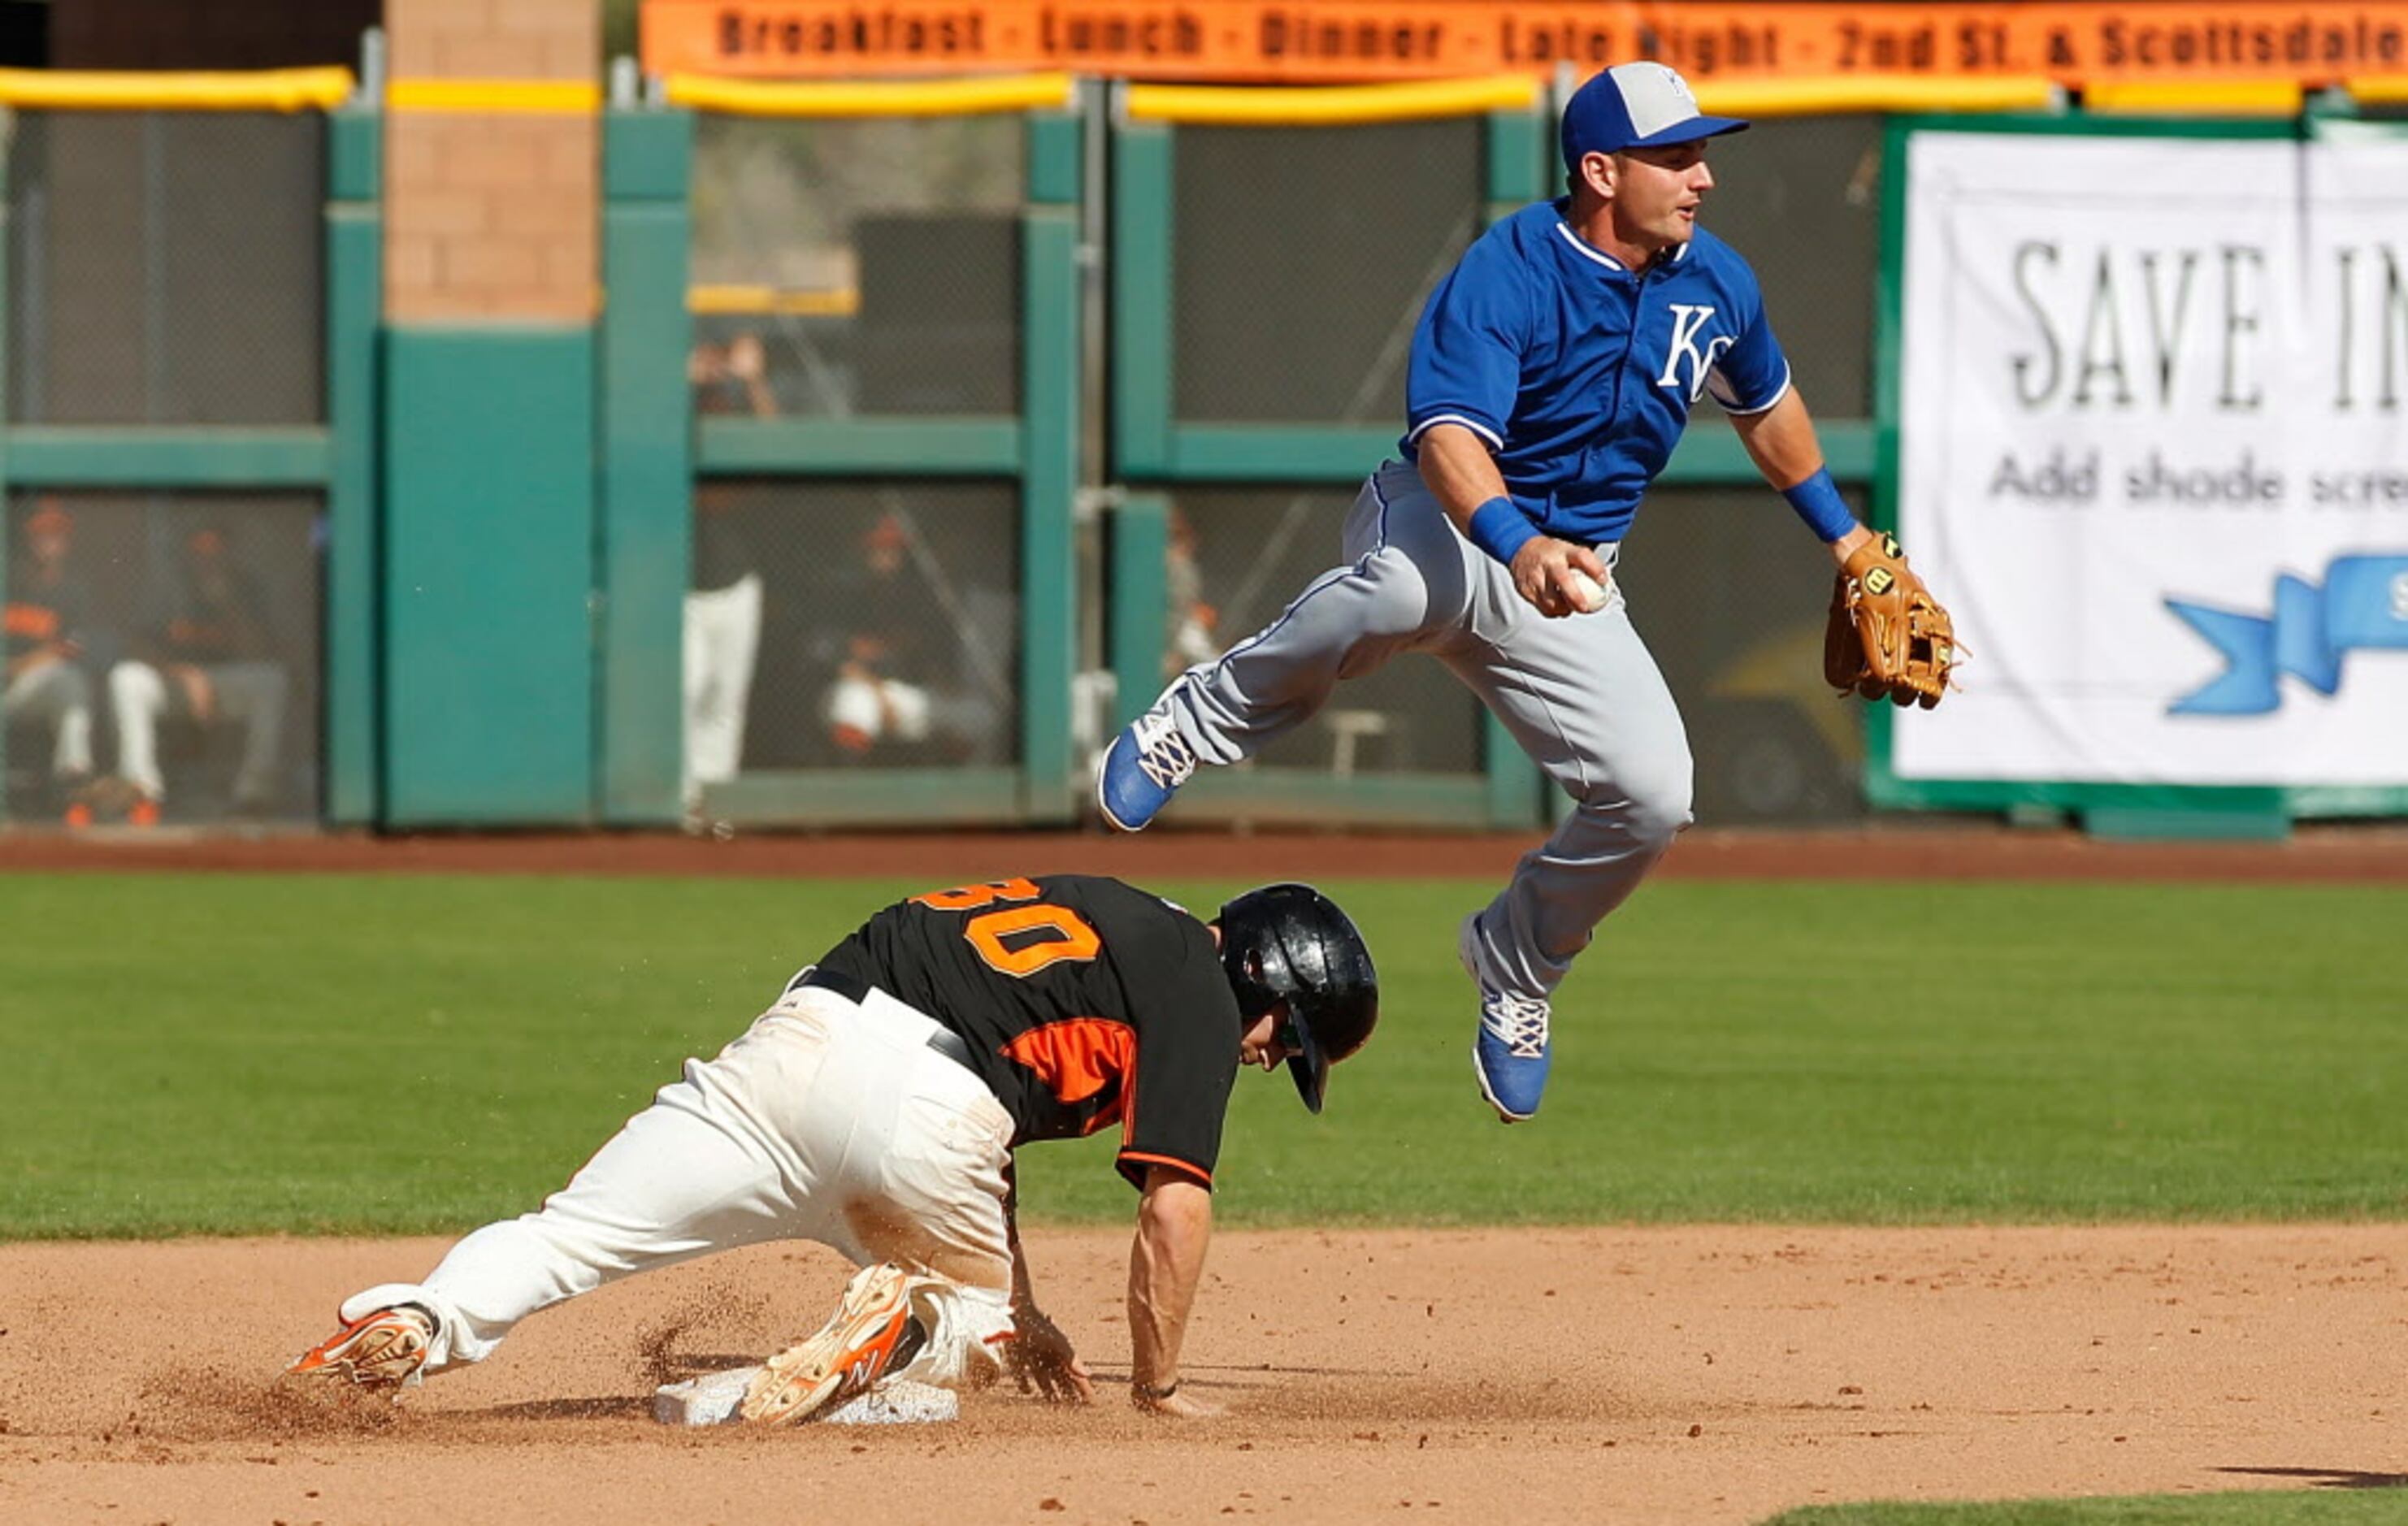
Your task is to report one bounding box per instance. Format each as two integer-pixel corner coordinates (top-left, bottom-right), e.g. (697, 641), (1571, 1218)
(815, 874), (1241, 1192)
(2, 574), (85, 661)
(155, 563), (273, 662)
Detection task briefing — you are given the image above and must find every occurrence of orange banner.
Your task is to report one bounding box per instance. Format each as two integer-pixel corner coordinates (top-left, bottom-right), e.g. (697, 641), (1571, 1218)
(641, 2), (2408, 84)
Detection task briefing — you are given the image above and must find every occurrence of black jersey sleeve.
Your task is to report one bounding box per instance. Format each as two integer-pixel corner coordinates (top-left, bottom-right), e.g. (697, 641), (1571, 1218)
(1113, 913), (1242, 1191)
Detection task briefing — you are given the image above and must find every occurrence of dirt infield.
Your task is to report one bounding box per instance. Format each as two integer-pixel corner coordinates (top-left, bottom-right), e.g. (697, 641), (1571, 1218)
(6, 821), (2406, 883)
(5, 1226), (2406, 1525)
(7, 826), (2402, 1521)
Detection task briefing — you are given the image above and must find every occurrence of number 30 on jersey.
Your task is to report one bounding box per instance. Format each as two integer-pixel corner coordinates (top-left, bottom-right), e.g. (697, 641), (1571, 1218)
(913, 879), (1101, 978)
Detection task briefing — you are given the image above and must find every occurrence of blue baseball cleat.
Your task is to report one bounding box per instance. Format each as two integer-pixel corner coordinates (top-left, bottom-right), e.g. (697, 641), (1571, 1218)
(1460, 912), (1551, 1123)
(1096, 707), (1199, 832)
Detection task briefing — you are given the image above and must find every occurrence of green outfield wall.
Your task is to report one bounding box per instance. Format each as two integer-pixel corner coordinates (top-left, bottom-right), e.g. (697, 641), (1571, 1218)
(2, 76), (2397, 835)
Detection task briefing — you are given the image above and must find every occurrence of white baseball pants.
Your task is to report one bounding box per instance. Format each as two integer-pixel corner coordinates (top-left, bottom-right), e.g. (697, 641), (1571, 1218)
(681, 571), (762, 805)
(341, 979), (1017, 1389)
(1161, 459), (1694, 1001)
(108, 658), (288, 805)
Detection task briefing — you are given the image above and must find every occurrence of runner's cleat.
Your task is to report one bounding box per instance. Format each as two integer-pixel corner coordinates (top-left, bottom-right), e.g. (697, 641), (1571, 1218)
(287, 1305), (436, 1390)
(740, 1263), (929, 1425)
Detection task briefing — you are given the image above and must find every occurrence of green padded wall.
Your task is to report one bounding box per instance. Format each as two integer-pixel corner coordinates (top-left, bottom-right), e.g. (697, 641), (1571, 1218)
(598, 109), (694, 826)
(381, 327), (597, 825)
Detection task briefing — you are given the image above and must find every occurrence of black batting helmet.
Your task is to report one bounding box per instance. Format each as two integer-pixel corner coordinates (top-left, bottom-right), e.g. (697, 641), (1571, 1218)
(1217, 883), (1378, 1114)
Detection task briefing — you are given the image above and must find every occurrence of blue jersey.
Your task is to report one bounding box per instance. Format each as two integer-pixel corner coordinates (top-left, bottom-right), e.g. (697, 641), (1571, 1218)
(1401, 200), (1790, 546)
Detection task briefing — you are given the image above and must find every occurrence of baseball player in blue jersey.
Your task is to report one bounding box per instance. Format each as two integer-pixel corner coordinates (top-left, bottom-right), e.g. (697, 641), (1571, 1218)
(1100, 62), (1955, 1125)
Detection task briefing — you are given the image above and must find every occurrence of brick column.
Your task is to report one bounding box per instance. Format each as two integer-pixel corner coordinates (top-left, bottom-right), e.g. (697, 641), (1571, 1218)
(375, 0), (607, 825)
(384, 0), (597, 322)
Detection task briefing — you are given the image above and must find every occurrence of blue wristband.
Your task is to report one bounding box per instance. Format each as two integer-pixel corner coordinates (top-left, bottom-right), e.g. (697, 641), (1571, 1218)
(1464, 496), (1540, 566)
(1781, 467), (1857, 544)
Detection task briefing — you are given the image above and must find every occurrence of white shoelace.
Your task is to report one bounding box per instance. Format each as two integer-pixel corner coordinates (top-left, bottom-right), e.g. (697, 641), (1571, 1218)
(1130, 713), (1198, 790)
(1480, 994), (1551, 1060)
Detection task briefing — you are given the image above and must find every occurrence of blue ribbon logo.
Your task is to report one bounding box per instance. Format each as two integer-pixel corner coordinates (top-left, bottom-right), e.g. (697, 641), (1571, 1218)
(2166, 555), (2408, 716)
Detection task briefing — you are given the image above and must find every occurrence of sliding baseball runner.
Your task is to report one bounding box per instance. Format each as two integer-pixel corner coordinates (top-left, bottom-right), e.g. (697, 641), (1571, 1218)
(289, 876), (1378, 1423)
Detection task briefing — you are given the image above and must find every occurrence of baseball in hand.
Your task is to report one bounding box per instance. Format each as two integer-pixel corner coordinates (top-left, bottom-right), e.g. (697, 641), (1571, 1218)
(1564, 569), (1607, 613)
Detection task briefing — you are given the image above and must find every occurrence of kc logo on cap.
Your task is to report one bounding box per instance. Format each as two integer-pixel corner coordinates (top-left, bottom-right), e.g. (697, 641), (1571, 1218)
(1560, 61), (1750, 170)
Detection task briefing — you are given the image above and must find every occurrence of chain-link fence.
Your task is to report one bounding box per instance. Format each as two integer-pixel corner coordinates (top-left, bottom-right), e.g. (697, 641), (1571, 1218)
(690, 113), (1026, 419)
(686, 477), (1019, 779)
(1620, 483), (1871, 824)
(1160, 111), (1883, 426)
(1129, 117), (1495, 800)
(1699, 112), (1887, 418)
(4, 110), (324, 425)
(1171, 118), (1484, 427)
(2, 490), (321, 826)
(683, 106), (1044, 816)
(1163, 484), (1484, 779)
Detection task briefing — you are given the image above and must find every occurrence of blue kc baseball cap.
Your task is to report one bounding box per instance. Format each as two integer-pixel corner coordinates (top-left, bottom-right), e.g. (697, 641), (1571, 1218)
(1561, 63), (1749, 170)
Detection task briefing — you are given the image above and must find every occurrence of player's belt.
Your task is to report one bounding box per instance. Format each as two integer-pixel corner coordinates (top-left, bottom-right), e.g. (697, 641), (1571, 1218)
(792, 965), (980, 1074)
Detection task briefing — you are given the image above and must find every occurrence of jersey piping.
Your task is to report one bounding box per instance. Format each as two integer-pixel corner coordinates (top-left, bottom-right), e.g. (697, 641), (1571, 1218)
(1117, 1151), (1212, 1189)
(1406, 411), (1504, 449)
(1712, 359), (1792, 416)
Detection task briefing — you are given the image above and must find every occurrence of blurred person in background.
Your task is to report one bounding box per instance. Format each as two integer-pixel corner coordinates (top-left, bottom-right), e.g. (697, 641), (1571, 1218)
(689, 329), (779, 421)
(819, 511), (1005, 764)
(683, 332), (777, 821)
(107, 525), (289, 823)
(2, 499), (98, 822)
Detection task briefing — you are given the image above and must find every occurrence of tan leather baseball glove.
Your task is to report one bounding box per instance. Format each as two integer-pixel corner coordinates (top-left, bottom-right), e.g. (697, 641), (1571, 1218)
(1824, 534), (1959, 709)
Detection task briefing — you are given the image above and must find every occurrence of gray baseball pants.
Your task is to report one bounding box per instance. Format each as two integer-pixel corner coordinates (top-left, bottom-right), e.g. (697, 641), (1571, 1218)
(1160, 458), (1693, 1002)
(2, 657), (94, 778)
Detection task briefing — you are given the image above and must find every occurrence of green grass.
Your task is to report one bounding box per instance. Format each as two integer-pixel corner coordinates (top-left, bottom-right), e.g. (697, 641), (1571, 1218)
(1763, 1489), (2408, 1524)
(2, 872), (2405, 1237)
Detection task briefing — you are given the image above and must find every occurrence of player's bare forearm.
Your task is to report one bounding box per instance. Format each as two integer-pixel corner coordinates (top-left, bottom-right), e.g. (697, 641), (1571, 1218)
(1731, 387), (1823, 490)
(1127, 1169), (1217, 1417)
(1417, 422), (1609, 618)
(997, 1160), (1095, 1403)
(1003, 1162), (1037, 1310)
(1732, 390), (1873, 564)
(1414, 423), (1514, 531)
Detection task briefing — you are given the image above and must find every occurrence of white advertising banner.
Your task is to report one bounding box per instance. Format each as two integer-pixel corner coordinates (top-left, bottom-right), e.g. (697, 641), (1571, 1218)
(1894, 125), (2408, 787)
